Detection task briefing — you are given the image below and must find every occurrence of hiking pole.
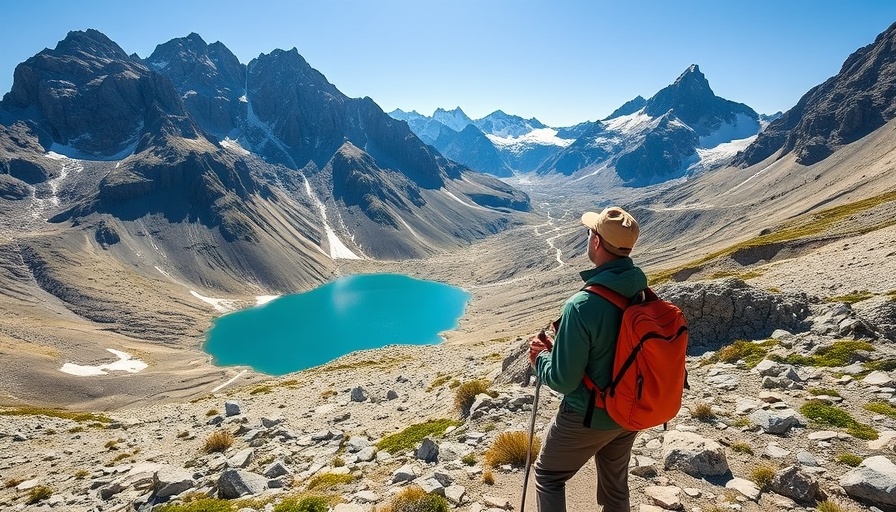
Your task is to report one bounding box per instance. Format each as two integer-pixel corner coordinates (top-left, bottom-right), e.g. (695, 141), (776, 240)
(520, 375), (542, 512)
(521, 329), (551, 511)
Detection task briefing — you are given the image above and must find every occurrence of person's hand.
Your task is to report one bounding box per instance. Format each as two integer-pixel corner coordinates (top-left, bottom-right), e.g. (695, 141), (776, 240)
(528, 330), (553, 367)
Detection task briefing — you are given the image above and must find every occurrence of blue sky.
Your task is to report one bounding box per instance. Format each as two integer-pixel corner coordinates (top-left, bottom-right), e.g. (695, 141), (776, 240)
(2, 1), (895, 127)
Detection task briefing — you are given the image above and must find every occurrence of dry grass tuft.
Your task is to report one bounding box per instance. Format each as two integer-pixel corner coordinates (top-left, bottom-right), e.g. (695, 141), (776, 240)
(202, 430), (234, 453)
(690, 402), (714, 421)
(749, 463), (777, 490)
(484, 431), (540, 468)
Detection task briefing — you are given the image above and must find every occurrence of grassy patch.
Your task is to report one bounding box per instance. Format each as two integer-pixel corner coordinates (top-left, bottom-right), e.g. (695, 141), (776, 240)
(482, 469), (495, 485)
(74, 469), (90, 480)
(808, 388), (842, 398)
(825, 291), (874, 304)
(649, 189), (896, 285)
(202, 430), (235, 453)
(0, 407), (111, 424)
(864, 402), (896, 420)
(315, 355), (410, 373)
(205, 409), (219, 417)
(320, 389), (337, 399)
(887, 289), (896, 300)
(427, 373), (451, 392)
(272, 495), (333, 512)
(730, 441), (753, 455)
(484, 431), (540, 468)
(454, 379), (497, 416)
(4, 477), (25, 488)
(836, 453), (863, 467)
(460, 453), (477, 466)
(249, 385), (273, 395)
(800, 401), (878, 440)
(749, 463), (777, 490)
(705, 339), (771, 368)
(378, 486), (449, 512)
(376, 419), (462, 454)
(865, 357), (896, 372)
(772, 340), (874, 367)
(708, 269), (766, 280)
(156, 498), (234, 512)
(304, 473), (354, 491)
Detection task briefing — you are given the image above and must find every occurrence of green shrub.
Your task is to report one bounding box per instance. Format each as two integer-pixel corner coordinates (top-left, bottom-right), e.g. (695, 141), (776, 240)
(460, 453), (477, 466)
(836, 453), (863, 467)
(273, 495), (331, 512)
(379, 485), (449, 512)
(484, 431), (540, 468)
(26, 485), (53, 505)
(454, 379), (496, 415)
(800, 401), (878, 440)
(376, 419), (462, 454)
(864, 402), (896, 420)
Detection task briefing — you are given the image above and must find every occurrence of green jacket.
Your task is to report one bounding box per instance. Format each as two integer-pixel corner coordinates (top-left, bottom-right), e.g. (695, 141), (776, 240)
(534, 258), (647, 429)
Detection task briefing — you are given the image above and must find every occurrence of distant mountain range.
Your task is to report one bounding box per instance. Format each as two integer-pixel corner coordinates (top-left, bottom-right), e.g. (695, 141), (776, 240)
(0, 30), (530, 295)
(392, 65), (772, 186)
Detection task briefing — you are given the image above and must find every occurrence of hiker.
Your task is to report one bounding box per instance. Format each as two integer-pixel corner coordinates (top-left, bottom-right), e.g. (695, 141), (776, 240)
(529, 206), (645, 512)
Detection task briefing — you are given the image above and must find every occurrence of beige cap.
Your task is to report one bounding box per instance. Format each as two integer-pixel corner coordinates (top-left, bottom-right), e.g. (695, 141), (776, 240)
(581, 206), (639, 256)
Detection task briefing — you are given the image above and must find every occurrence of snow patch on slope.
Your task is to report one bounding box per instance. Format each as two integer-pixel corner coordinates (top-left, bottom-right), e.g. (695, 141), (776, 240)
(699, 113), (760, 148)
(487, 128), (574, 148)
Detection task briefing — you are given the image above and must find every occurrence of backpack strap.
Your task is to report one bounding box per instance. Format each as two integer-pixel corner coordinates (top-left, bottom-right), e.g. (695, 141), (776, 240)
(581, 284), (630, 310)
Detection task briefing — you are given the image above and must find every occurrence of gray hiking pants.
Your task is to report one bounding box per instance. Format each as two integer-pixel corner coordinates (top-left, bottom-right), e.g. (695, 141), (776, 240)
(534, 404), (638, 512)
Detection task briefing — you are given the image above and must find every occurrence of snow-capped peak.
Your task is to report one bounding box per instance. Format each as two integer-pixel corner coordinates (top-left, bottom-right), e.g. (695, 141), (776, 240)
(432, 107), (473, 132)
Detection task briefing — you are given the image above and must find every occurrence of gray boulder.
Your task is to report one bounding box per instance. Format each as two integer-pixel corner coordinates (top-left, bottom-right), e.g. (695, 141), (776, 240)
(770, 465), (822, 504)
(839, 456), (896, 510)
(416, 437), (439, 463)
(152, 467), (195, 499)
(749, 408), (804, 435)
(661, 431), (729, 477)
(350, 386), (368, 402)
(224, 400), (242, 417)
(217, 469), (267, 499)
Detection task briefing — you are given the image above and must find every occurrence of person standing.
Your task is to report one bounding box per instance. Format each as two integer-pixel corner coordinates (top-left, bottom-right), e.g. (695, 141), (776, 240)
(529, 206), (646, 512)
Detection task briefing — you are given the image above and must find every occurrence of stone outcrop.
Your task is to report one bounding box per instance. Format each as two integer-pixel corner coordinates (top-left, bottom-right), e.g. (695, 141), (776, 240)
(657, 278), (811, 350)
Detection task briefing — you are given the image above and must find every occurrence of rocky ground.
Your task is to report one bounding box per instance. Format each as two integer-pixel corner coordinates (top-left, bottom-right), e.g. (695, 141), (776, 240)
(1, 230), (896, 511)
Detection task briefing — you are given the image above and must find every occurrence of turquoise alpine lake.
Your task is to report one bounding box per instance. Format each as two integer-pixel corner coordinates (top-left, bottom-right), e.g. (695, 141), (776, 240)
(203, 273), (471, 376)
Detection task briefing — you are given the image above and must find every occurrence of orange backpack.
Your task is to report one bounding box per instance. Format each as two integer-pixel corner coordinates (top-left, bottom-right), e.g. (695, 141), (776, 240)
(581, 284), (688, 431)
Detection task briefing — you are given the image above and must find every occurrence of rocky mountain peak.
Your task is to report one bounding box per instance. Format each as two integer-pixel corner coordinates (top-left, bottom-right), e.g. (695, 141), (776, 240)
(645, 64), (719, 125)
(146, 34), (246, 136)
(735, 20), (896, 167)
(432, 107), (473, 132)
(54, 28), (131, 63)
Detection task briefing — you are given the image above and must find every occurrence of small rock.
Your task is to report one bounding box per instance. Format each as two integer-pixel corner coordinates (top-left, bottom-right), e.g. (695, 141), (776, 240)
(224, 401), (242, 417)
(350, 386), (368, 402)
(726, 477), (760, 502)
(644, 485), (683, 510)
